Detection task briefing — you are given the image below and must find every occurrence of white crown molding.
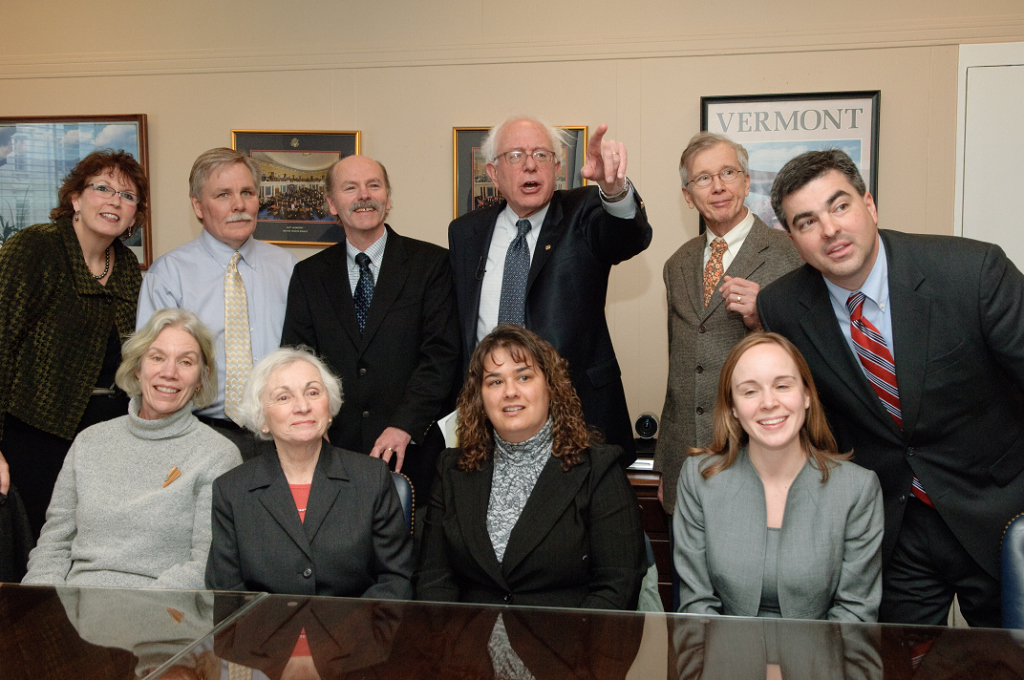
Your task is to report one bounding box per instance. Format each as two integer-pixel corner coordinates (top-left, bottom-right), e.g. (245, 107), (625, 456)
(1, 16), (1022, 80)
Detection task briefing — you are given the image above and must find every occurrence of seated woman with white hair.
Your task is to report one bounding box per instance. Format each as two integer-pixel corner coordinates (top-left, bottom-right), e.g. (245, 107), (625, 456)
(205, 347), (413, 597)
(23, 308), (242, 589)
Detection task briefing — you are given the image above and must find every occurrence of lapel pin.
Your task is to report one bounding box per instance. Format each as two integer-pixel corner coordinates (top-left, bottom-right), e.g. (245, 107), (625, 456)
(163, 466), (181, 487)
(545, 244), (551, 250)
(166, 608), (185, 624)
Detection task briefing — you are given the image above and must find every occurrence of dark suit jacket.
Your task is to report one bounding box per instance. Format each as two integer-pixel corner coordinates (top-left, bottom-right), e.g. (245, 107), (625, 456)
(448, 187), (652, 462)
(758, 229), (1024, 579)
(414, 443), (646, 609)
(205, 441), (413, 598)
(655, 216), (802, 513)
(281, 226), (461, 497)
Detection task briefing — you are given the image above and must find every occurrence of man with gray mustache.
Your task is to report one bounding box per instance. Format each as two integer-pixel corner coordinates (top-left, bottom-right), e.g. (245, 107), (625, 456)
(281, 155), (460, 506)
(137, 148), (297, 460)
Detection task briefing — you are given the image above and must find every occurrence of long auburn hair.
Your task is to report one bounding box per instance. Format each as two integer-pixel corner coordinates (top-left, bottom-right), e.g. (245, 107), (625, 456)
(456, 325), (593, 472)
(691, 332), (849, 482)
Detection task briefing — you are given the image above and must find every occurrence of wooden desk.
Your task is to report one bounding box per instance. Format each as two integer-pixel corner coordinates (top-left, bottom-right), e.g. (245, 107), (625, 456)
(628, 469), (673, 610)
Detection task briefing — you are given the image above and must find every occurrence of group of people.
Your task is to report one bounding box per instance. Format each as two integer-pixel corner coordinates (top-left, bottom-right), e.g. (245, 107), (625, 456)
(0, 114), (1020, 631)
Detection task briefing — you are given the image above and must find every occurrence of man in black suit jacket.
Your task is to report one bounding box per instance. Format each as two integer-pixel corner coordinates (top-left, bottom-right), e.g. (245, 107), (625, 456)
(757, 149), (1024, 627)
(282, 155), (460, 499)
(448, 118), (651, 462)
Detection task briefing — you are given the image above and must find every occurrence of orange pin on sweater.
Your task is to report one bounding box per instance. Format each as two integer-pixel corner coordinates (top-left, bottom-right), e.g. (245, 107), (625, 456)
(163, 466), (181, 487)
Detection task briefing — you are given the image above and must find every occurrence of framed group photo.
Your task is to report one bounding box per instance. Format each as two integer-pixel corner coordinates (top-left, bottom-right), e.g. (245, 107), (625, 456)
(0, 114), (152, 267)
(701, 91), (880, 231)
(452, 126), (588, 219)
(232, 129), (361, 246)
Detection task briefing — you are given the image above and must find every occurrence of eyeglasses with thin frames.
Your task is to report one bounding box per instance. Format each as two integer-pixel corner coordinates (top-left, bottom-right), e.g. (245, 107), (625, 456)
(497, 150), (557, 168)
(686, 168), (745, 189)
(86, 183), (140, 205)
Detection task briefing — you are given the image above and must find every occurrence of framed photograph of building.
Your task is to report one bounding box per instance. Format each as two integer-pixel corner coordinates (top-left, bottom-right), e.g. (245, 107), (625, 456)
(0, 114), (152, 267)
(701, 92), (880, 231)
(452, 126), (588, 219)
(231, 129), (361, 246)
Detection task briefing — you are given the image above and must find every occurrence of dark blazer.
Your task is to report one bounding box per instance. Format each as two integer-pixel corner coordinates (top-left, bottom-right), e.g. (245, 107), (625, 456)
(448, 187), (652, 462)
(414, 443), (646, 609)
(282, 226), (461, 497)
(205, 440), (413, 598)
(655, 216), (802, 513)
(758, 230), (1024, 579)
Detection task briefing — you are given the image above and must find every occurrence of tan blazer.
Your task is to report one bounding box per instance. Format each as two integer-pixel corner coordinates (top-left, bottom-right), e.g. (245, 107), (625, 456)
(655, 217), (802, 513)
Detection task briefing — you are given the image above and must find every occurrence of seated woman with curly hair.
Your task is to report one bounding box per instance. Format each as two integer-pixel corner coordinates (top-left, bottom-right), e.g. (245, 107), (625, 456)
(414, 325), (645, 609)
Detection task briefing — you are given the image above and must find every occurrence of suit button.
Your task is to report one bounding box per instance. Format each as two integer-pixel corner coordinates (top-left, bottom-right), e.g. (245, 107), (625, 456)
(899, 494), (907, 504)
(696, 365), (704, 373)
(303, 568), (312, 578)
(359, 367), (367, 376)
(696, 407), (705, 415)
(362, 411), (370, 418)
(906, 447), (915, 456)
(698, 325), (707, 333)
(504, 593), (513, 603)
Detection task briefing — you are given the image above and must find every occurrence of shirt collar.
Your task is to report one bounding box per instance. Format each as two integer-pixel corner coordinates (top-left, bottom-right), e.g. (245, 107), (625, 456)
(501, 202), (551, 232)
(824, 234), (889, 309)
(707, 208), (755, 252)
(199, 228), (256, 267)
(346, 227), (388, 267)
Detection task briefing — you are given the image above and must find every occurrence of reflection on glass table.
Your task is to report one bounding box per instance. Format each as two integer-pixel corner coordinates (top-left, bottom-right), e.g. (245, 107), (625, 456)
(0, 584), (259, 680)
(2, 584), (1023, 679)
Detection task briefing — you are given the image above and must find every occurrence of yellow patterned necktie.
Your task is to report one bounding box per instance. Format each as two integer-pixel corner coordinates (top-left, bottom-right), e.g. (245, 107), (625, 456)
(703, 238), (728, 307)
(224, 251), (252, 424)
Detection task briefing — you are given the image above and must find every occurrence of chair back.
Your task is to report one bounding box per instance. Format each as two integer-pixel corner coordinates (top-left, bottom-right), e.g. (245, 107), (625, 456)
(1003, 513), (1024, 629)
(390, 472), (415, 535)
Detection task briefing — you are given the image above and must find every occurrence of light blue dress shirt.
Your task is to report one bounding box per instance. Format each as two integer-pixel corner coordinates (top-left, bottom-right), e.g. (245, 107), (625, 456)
(346, 229), (388, 294)
(137, 230), (298, 419)
(823, 236), (895, 362)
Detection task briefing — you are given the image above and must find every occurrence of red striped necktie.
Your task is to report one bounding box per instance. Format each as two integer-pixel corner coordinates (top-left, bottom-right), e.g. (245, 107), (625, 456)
(847, 291), (934, 508)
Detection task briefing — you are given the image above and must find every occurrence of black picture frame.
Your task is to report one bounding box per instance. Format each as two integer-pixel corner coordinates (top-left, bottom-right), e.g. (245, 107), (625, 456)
(701, 91), (880, 231)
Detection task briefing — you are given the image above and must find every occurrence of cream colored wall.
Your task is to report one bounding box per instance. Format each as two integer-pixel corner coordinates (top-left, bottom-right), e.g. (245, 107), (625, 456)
(2, 0), (1022, 428)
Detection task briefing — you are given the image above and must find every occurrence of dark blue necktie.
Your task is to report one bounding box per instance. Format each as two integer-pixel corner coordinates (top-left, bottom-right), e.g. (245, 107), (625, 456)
(497, 219), (532, 326)
(354, 252), (374, 334)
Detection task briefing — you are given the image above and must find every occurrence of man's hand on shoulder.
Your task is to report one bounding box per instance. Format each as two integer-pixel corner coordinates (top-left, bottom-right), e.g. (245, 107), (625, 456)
(370, 427), (413, 472)
(720, 275), (763, 331)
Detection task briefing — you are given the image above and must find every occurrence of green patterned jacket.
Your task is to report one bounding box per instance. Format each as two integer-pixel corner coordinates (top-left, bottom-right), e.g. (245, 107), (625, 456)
(0, 218), (140, 440)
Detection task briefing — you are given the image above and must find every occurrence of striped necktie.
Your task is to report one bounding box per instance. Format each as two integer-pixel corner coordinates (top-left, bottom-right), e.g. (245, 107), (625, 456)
(847, 292), (934, 507)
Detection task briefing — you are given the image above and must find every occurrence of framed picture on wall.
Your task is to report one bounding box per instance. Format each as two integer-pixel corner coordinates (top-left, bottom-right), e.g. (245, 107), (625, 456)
(231, 129), (361, 246)
(452, 126), (588, 219)
(0, 114), (152, 267)
(701, 91), (880, 231)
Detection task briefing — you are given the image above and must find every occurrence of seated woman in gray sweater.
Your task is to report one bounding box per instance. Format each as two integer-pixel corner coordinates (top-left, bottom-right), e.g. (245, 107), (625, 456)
(23, 308), (242, 589)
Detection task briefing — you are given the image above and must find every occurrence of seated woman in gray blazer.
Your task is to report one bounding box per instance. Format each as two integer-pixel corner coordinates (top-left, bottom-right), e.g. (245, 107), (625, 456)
(674, 332), (883, 621)
(205, 347), (413, 598)
(414, 325), (646, 610)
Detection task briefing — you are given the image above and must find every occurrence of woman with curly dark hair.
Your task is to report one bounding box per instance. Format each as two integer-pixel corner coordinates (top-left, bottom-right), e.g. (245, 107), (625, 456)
(0, 149), (148, 537)
(414, 325), (645, 609)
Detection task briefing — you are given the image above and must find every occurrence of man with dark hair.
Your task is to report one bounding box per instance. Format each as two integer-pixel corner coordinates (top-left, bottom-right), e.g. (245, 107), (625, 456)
(655, 132), (801, 517)
(282, 155), (460, 499)
(757, 148), (1024, 626)
(138, 148), (297, 460)
(448, 116), (651, 463)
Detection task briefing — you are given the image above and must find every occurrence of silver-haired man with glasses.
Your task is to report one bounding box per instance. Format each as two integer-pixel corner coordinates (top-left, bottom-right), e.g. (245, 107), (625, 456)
(448, 116), (652, 464)
(654, 132), (800, 551)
